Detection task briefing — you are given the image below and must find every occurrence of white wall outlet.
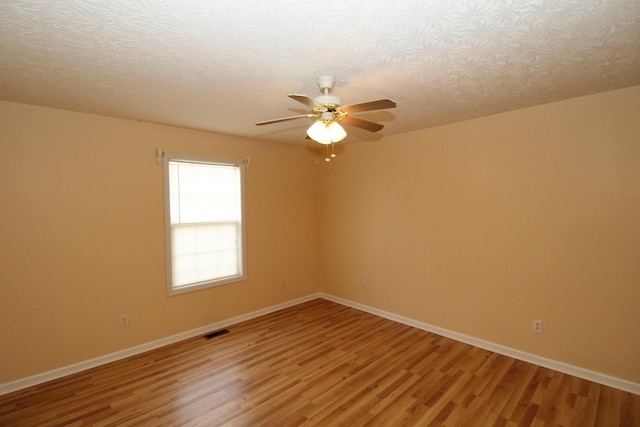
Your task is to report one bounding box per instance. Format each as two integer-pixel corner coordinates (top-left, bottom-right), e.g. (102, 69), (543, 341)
(532, 319), (543, 333)
(120, 314), (129, 327)
(280, 279), (286, 288)
(362, 280), (368, 290)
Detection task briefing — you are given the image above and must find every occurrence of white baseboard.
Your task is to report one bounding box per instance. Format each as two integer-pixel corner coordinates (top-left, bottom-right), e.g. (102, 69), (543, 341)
(319, 293), (640, 396)
(3, 292), (637, 397)
(0, 293), (321, 397)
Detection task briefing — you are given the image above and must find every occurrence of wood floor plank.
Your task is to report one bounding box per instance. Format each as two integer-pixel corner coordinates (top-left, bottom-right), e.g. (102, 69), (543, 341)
(0, 298), (638, 426)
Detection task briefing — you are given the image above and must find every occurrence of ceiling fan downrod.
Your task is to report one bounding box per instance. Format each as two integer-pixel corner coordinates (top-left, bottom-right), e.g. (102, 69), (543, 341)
(314, 76), (341, 109)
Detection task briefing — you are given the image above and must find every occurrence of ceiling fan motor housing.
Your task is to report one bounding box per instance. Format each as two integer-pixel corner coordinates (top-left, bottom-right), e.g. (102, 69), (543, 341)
(314, 95), (342, 110)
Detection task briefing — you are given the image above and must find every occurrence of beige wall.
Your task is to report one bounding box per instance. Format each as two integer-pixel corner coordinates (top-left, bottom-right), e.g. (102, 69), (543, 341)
(2, 85), (639, 387)
(318, 85), (640, 383)
(0, 101), (320, 383)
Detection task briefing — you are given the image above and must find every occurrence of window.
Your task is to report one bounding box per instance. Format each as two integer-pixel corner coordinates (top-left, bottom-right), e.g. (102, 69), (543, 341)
(163, 154), (245, 295)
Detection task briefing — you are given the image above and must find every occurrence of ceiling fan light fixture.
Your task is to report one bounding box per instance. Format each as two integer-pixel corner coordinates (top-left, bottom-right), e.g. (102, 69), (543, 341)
(328, 121), (347, 142)
(307, 119), (346, 145)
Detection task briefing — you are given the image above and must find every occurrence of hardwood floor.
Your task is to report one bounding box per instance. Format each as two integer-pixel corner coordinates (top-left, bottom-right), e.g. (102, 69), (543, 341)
(1, 299), (638, 426)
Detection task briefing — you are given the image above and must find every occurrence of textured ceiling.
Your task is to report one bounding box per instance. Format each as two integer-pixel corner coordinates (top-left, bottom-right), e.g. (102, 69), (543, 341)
(1, 0), (639, 147)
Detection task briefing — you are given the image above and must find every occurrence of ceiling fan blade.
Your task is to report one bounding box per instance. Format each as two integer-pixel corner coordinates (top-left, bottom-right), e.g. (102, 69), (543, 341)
(256, 114), (313, 126)
(340, 98), (396, 114)
(340, 115), (384, 132)
(288, 94), (326, 110)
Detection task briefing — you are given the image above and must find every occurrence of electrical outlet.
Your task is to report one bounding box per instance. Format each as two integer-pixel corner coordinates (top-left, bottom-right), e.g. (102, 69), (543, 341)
(280, 279), (286, 288)
(120, 314), (129, 328)
(362, 280), (368, 290)
(532, 319), (543, 333)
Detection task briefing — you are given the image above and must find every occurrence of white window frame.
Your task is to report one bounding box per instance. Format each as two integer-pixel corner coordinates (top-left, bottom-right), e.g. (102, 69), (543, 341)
(163, 153), (246, 295)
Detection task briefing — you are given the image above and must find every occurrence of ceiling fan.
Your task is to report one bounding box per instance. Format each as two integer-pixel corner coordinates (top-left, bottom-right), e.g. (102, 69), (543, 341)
(256, 76), (396, 146)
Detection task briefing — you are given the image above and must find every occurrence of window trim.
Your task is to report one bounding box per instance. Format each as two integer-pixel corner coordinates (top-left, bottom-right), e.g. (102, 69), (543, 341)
(163, 153), (246, 296)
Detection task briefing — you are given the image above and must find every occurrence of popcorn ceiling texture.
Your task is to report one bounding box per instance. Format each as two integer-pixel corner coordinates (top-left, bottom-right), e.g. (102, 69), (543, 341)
(1, 0), (639, 145)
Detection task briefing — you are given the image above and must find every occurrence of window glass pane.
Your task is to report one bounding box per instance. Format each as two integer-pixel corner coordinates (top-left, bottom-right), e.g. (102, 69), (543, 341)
(164, 155), (245, 294)
(171, 222), (240, 287)
(169, 162), (240, 224)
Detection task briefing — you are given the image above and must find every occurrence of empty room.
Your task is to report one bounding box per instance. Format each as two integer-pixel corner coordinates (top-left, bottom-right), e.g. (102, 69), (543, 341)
(1, 1), (639, 426)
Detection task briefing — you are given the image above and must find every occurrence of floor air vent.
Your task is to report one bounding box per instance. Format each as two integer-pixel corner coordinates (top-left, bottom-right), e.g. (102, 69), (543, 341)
(204, 329), (230, 340)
